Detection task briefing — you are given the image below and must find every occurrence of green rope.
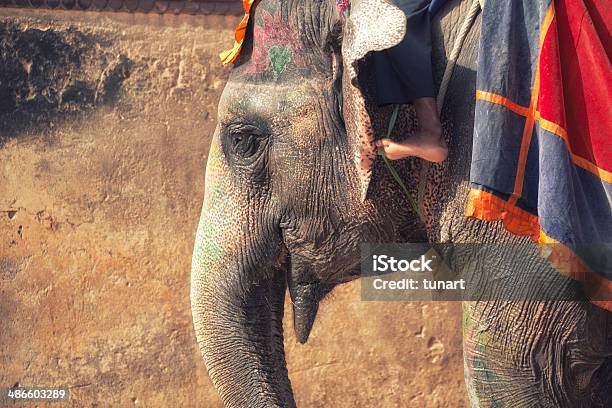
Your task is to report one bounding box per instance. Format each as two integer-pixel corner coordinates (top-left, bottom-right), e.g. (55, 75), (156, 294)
(378, 104), (425, 223)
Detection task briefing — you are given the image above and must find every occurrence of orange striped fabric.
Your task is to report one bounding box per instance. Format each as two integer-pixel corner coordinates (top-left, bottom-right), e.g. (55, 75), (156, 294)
(466, 188), (612, 311)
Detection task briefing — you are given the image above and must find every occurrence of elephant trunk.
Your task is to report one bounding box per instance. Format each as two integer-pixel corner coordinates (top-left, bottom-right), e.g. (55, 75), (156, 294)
(190, 144), (296, 407)
(191, 251), (295, 408)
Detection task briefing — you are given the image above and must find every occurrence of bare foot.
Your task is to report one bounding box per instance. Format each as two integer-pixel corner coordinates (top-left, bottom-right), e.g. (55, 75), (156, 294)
(375, 97), (448, 163)
(375, 128), (448, 163)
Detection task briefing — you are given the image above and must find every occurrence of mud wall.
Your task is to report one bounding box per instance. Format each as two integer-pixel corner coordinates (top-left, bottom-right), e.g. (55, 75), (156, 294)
(0, 8), (467, 407)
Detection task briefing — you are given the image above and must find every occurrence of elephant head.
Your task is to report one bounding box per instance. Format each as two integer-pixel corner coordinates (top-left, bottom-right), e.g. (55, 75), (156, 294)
(191, 0), (441, 406)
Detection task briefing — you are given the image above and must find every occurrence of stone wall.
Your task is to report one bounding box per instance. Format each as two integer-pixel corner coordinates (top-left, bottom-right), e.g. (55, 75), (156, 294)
(0, 8), (467, 407)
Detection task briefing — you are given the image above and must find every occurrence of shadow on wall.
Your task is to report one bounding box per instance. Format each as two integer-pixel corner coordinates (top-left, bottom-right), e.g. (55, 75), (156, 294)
(0, 21), (132, 145)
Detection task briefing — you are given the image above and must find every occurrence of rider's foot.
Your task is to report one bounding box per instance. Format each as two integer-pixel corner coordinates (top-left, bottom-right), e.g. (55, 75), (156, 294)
(375, 127), (447, 162)
(375, 97), (448, 163)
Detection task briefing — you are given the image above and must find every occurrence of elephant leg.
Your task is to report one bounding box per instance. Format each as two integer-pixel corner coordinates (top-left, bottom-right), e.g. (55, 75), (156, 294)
(462, 300), (612, 408)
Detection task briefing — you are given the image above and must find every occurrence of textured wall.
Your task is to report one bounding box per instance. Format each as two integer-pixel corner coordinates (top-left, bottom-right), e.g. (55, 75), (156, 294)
(0, 8), (467, 407)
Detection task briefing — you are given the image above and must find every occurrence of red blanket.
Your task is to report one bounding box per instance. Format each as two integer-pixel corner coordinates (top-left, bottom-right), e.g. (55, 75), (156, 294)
(467, 0), (612, 310)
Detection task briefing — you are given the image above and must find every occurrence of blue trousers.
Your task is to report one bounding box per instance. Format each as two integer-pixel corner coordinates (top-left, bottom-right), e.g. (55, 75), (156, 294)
(374, 0), (448, 105)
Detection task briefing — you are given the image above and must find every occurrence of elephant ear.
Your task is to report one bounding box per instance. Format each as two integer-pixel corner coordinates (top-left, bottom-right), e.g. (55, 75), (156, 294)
(341, 0), (407, 200)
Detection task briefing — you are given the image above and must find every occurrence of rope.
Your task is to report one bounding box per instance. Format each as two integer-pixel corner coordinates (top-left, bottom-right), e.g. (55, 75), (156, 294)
(415, 0), (482, 221)
(435, 0), (482, 115)
(380, 105), (423, 219)
(381, 0), (482, 225)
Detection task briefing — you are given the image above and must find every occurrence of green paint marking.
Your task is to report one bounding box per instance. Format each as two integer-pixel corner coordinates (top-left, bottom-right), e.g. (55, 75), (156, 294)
(268, 46), (292, 79)
(199, 229), (225, 264)
(194, 177), (227, 266)
(463, 305), (507, 407)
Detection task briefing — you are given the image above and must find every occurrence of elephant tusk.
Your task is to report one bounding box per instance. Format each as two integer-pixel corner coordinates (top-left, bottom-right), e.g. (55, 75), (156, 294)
(290, 290), (320, 344)
(287, 262), (322, 344)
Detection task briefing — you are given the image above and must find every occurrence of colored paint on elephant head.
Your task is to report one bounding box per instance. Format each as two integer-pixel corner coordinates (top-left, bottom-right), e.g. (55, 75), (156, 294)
(245, 5), (306, 78)
(268, 46), (293, 79)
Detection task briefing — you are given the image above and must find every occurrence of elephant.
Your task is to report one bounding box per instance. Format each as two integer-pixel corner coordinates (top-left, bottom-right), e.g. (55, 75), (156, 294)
(190, 0), (612, 406)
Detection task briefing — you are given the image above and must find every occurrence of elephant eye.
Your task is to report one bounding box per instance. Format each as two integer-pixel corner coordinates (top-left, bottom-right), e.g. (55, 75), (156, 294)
(231, 133), (260, 158)
(224, 123), (267, 163)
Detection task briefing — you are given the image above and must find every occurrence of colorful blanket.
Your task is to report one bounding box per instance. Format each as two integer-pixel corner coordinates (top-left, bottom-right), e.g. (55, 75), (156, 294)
(466, 0), (612, 310)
